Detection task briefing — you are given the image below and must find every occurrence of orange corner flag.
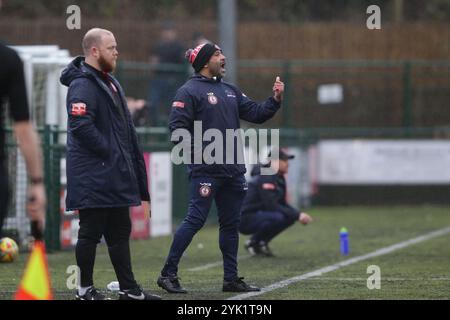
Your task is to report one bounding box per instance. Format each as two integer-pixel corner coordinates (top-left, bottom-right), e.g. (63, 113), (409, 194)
(14, 241), (53, 300)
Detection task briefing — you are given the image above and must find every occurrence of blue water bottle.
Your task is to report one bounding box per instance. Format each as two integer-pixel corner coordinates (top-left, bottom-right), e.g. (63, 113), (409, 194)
(340, 227), (349, 255)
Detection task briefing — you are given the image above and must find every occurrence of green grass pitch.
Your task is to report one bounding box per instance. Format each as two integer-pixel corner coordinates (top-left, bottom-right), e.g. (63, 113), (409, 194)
(1, 206), (450, 300)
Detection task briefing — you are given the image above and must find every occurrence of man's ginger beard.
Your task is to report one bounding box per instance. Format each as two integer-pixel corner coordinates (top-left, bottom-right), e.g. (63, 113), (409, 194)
(98, 55), (115, 73)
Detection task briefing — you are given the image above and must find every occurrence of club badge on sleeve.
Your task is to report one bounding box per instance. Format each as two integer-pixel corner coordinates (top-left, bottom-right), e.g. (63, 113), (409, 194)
(172, 101), (185, 108)
(71, 102), (87, 116)
(262, 183), (276, 190)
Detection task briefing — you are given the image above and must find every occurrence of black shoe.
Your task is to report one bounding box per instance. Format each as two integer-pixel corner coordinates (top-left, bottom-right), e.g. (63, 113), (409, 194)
(223, 277), (260, 292)
(259, 242), (275, 257)
(244, 240), (263, 256)
(119, 285), (162, 300)
(157, 275), (187, 294)
(75, 287), (109, 300)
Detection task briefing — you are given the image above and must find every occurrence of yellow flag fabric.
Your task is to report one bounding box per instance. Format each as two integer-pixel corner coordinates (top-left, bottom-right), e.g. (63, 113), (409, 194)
(14, 241), (53, 300)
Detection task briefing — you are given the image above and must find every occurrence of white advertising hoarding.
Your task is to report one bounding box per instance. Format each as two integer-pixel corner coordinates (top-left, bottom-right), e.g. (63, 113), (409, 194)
(318, 140), (450, 185)
(317, 84), (343, 104)
(149, 152), (173, 237)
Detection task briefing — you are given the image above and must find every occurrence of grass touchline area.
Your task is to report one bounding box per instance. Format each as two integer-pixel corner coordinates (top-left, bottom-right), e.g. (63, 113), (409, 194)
(1, 206), (450, 300)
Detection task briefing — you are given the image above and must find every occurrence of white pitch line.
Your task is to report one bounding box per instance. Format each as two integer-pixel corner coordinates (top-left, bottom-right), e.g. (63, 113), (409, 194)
(228, 226), (450, 300)
(187, 255), (251, 272)
(297, 277), (450, 282)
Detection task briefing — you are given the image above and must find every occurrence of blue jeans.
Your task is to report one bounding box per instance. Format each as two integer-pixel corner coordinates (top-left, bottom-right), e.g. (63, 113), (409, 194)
(162, 175), (247, 281)
(239, 211), (297, 244)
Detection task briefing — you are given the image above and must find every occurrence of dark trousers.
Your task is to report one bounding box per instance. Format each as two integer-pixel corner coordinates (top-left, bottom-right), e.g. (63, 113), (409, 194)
(76, 207), (137, 290)
(239, 211), (296, 244)
(0, 174), (9, 238)
(162, 175), (247, 282)
(147, 75), (181, 126)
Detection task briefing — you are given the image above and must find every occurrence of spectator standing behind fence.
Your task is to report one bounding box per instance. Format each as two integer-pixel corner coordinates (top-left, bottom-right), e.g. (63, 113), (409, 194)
(0, 42), (46, 238)
(126, 97), (149, 127)
(147, 23), (185, 126)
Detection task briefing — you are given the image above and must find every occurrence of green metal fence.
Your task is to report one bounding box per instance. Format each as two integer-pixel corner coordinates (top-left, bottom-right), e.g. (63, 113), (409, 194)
(116, 59), (450, 130)
(5, 124), (448, 251)
(237, 59), (450, 129)
(3, 59), (449, 251)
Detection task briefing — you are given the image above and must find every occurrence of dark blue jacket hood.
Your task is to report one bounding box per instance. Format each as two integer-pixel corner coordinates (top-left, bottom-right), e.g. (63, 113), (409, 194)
(60, 56), (89, 87)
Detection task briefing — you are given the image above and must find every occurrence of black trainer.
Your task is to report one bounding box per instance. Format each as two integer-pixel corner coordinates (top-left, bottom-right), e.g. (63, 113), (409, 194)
(75, 287), (109, 300)
(119, 285), (162, 300)
(223, 277), (260, 292)
(244, 240), (263, 256)
(157, 275), (187, 294)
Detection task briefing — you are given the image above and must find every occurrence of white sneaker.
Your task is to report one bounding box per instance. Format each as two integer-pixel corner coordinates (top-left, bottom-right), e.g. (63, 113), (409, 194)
(106, 281), (120, 292)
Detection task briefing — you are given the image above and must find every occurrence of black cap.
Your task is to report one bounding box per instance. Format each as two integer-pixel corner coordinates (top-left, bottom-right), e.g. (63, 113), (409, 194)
(268, 147), (295, 161)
